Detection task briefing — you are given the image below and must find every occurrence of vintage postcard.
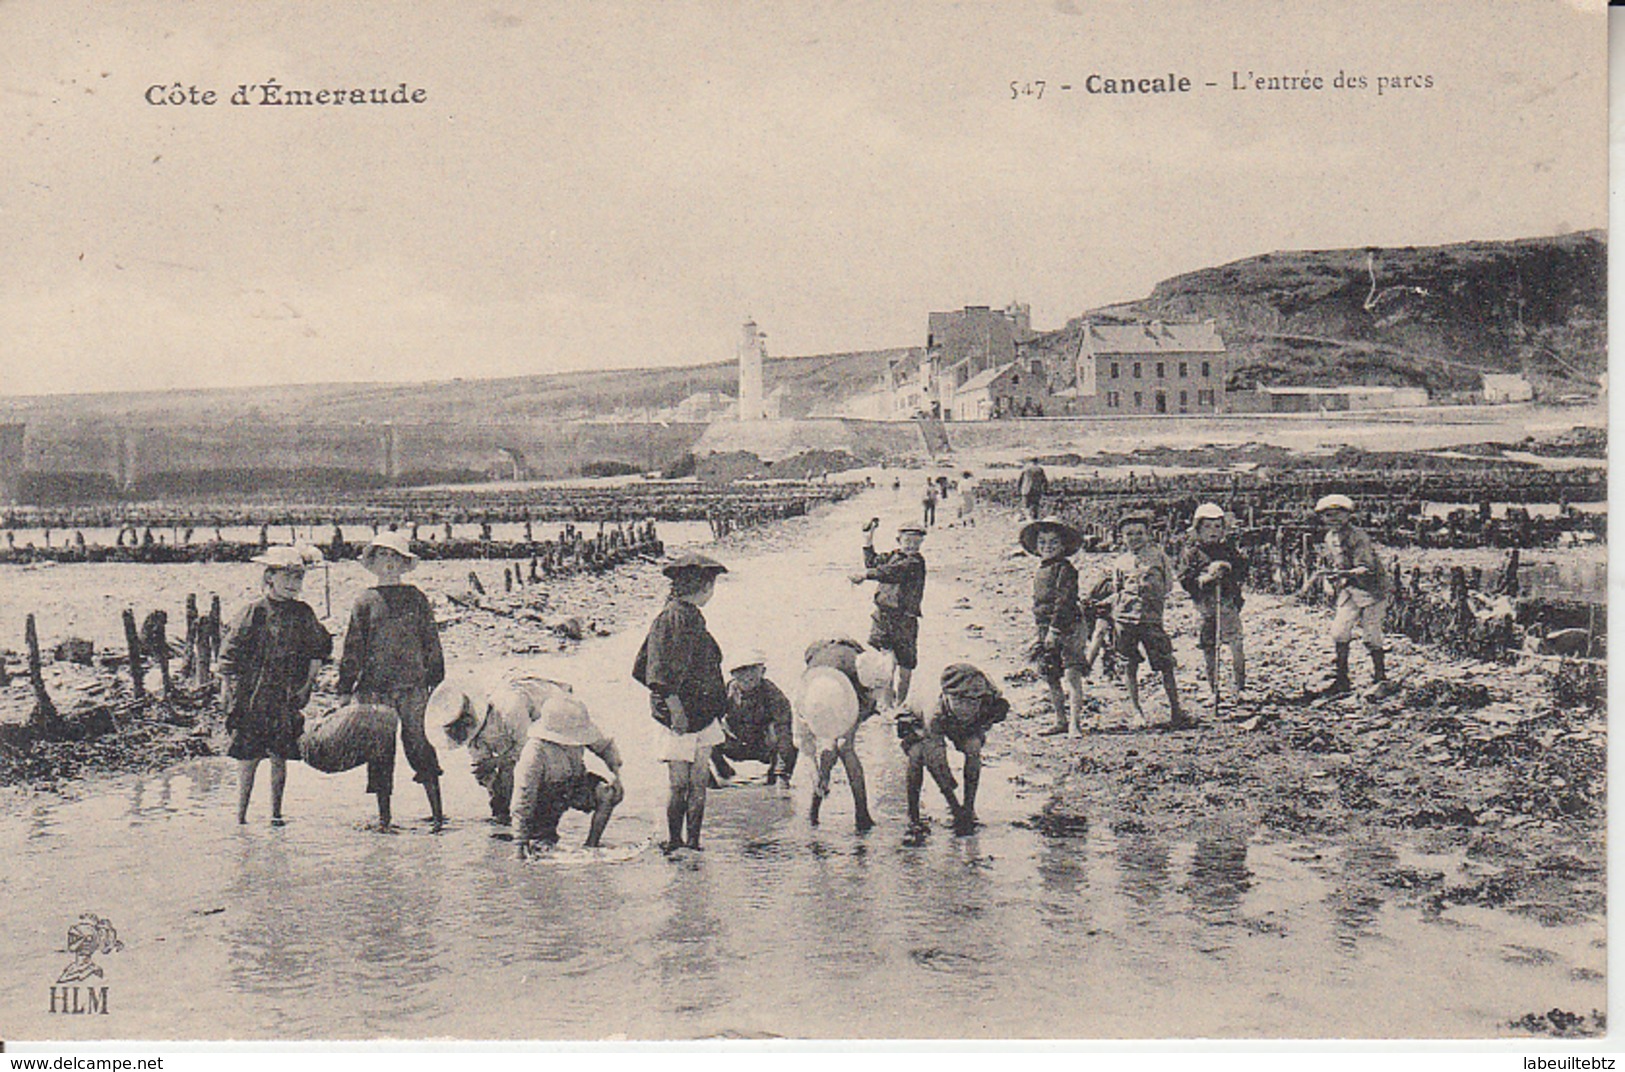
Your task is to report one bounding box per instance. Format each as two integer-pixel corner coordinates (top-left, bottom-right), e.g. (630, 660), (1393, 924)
(0, 0), (1609, 1048)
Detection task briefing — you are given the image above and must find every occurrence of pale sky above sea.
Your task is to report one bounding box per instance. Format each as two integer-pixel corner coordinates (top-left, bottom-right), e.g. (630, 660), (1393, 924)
(0, 0), (1607, 397)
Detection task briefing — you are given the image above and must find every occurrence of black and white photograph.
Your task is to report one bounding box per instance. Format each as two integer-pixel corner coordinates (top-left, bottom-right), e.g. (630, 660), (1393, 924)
(0, 0), (1610, 1048)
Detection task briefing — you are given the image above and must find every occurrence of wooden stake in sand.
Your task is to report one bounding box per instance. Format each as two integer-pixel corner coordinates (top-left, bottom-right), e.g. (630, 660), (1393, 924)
(142, 609), (173, 700)
(199, 595), (222, 686)
(25, 613), (62, 737)
(183, 594), (199, 679)
(122, 608), (147, 702)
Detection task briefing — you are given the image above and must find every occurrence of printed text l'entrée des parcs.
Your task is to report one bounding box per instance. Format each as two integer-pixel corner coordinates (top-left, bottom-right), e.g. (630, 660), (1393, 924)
(1010, 70), (1435, 100)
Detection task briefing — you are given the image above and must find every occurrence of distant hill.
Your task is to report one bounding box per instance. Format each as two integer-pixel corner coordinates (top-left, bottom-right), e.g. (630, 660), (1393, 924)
(0, 347), (906, 426)
(1027, 231), (1606, 397)
(0, 231), (1601, 428)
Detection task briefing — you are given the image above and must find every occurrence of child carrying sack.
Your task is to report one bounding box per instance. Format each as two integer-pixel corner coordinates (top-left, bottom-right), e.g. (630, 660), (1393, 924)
(299, 702), (398, 774)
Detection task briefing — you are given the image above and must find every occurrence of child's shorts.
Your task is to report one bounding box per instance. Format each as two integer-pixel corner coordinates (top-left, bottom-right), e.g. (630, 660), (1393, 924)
(1038, 625), (1089, 681)
(1331, 593), (1386, 647)
(1115, 620), (1175, 672)
(1197, 604), (1243, 651)
(654, 719), (726, 763)
(869, 608), (920, 670)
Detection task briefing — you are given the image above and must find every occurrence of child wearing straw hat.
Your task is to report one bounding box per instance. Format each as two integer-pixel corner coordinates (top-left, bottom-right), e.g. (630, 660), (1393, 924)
(1178, 503), (1249, 715)
(1021, 516), (1089, 736)
(219, 544), (332, 825)
(510, 693), (625, 855)
(633, 551), (729, 851)
(337, 530), (447, 830)
(428, 671), (574, 824)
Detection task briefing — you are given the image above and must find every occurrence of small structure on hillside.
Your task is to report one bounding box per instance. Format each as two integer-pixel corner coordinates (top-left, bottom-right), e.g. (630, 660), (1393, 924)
(1482, 374), (1533, 404)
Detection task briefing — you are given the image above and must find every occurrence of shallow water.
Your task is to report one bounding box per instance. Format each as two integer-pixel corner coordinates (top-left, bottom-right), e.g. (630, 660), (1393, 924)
(0, 520), (716, 554)
(0, 521), (714, 656)
(0, 492), (1604, 1040)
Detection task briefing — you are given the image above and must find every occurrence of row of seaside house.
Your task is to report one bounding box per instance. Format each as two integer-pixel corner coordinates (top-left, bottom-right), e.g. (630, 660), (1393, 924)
(885, 303), (1435, 421)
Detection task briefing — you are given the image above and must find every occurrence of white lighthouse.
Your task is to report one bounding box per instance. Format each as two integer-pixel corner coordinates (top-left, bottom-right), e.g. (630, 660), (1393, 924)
(737, 317), (766, 421)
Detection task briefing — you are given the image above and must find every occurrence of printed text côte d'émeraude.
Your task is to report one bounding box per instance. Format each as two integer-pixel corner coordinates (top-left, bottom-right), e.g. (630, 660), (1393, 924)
(145, 81), (428, 107)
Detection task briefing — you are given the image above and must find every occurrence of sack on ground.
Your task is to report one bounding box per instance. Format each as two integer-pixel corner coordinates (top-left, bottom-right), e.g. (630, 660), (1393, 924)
(300, 702), (398, 774)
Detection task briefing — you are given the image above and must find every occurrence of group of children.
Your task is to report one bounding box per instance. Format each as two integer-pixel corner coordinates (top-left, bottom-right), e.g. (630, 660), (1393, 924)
(1021, 492), (1394, 733)
(221, 531), (450, 830)
(218, 487), (1391, 850)
(1021, 506), (1244, 733)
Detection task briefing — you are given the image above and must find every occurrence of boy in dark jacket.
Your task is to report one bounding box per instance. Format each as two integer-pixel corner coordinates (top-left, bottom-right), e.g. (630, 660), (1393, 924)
(220, 545), (332, 825)
(714, 650), (798, 786)
(1112, 512), (1186, 729)
(338, 531), (446, 830)
(896, 663), (1008, 836)
(1178, 503), (1248, 714)
(850, 519), (926, 703)
(1021, 517), (1088, 736)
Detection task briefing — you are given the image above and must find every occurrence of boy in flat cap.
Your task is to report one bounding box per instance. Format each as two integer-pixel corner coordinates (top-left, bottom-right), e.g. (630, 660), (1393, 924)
(1178, 503), (1248, 714)
(850, 519), (926, 704)
(714, 650), (797, 786)
(896, 663), (1008, 835)
(1301, 495), (1392, 698)
(1111, 512), (1186, 729)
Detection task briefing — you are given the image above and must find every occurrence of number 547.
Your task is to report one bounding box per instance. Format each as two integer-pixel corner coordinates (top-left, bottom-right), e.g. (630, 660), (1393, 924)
(1010, 80), (1046, 99)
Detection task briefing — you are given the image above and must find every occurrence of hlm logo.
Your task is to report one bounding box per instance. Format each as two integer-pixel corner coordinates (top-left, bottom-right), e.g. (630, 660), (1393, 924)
(48, 913), (122, 1015)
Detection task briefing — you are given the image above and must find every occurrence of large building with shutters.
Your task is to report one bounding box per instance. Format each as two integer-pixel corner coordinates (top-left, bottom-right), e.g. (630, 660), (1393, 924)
(1065, 319), (1228, 416)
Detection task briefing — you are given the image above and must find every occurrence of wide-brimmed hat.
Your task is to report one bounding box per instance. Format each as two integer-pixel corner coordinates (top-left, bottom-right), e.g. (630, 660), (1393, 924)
(426, 678), (485, 748)
(661, 551), (728, 578)
(1116, 511), (1155, 531)
(729, 649), (768, 674)
(1314, 494), (1356, 513)
(1192, 503), (1226, 522)
(897, 522), (928, 536)
(795, 666), (859, 744)
(527, 694), (603, 747)
(856, 648), (895, 689)
(251, 545), (311, 570)
(362, 530), (418, 567)
(1018, 517), (1083, 557)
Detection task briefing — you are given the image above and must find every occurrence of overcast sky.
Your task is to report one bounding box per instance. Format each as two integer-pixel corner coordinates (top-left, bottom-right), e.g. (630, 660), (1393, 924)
(0, 0), (1607, 397)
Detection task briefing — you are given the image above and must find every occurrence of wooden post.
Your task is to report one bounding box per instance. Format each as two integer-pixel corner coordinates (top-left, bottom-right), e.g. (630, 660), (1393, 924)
(122, 608), (146, 701)
(183, 594), (199, 679)
(0, 648), (9, 688)
(198, 595), (221, 686)
(1449, 567), (1473, 639)
(25, 613), (62, 737)
(504, 567), (513, 593)
(143, 609), (174, 700)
